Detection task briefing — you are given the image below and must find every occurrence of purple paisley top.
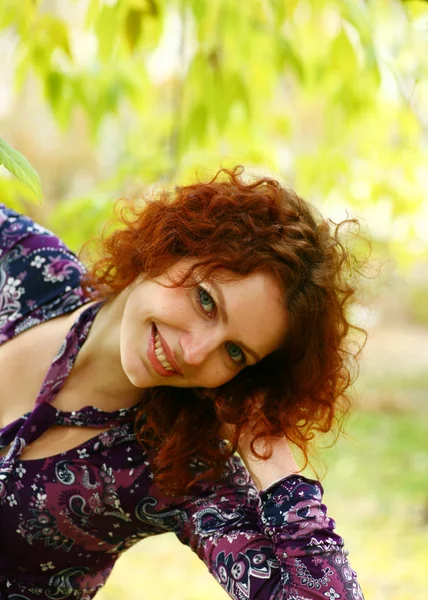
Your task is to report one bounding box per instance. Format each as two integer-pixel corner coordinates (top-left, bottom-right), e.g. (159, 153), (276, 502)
(0, 205), (364, 600)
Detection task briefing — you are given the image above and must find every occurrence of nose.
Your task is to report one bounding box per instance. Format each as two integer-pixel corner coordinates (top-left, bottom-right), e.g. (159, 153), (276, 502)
(179, 329), (222, 366)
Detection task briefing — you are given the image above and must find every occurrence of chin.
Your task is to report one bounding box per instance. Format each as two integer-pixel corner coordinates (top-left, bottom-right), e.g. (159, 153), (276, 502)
(121, 355), (149, 389)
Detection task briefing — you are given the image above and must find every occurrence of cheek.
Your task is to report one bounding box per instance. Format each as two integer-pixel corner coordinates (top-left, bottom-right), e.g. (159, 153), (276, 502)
(197, 363), (237, 389)
(129, 284), (189, 322)
(157, 290), (199, 329)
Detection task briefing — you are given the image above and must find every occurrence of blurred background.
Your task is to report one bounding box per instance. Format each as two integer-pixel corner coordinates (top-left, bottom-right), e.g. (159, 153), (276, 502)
(0, 0), (427, 598)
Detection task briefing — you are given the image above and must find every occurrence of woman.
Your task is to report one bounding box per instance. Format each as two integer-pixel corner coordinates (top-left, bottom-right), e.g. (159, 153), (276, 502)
(0, 166), (365, 599)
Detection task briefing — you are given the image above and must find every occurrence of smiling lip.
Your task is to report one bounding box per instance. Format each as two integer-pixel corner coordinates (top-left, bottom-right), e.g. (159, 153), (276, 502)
(148, 324), (183, 377)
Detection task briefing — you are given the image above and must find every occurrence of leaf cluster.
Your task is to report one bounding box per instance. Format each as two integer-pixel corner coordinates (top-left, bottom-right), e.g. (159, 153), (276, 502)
(0, 0), (427, 264)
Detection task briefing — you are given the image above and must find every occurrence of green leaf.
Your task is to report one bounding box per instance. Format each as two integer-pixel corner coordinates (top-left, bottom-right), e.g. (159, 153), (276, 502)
(0, 176), (37, 211)
(0, 137), (42, 201)
(182, 103), (208, 147)
(125, 8), (143, 52)
(85, 0), (102, 29)
(330, 28), (358, 78)
(270, 0), (286, 27)
(96, 4), (120, 61)
(45, 69), (64, 111)
(191, 0), (208, 23)
(49, 17), (72, 60)
(401, 0), (428, 19)
(283, 0), (300, 20)
(277, 37), (304, 80)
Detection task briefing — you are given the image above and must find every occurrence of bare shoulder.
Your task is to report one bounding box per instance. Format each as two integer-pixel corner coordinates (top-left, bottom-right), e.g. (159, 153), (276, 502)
(0, 305), (89, 429)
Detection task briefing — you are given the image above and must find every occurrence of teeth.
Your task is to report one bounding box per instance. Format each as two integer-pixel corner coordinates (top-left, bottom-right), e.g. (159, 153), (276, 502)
(154, 330), (175, 372)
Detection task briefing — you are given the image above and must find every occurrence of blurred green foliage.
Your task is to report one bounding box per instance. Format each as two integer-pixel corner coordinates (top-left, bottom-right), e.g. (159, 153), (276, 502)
(408, 285), (428, 326)
(0, 0), (427, 263)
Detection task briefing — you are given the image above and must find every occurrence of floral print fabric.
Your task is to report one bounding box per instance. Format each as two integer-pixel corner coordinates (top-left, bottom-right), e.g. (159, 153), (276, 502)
(0, 205), (364, 600)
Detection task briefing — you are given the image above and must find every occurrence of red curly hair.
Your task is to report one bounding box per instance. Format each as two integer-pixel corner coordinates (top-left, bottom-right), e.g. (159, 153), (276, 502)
(84, 166), (366, 494)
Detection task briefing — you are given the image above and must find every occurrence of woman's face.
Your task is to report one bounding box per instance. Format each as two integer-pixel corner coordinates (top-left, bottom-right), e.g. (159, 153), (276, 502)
(119, 261), (288, 390)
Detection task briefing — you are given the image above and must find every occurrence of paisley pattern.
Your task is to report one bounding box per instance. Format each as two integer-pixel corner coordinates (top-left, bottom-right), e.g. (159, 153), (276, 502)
(0, 205), (365, 599)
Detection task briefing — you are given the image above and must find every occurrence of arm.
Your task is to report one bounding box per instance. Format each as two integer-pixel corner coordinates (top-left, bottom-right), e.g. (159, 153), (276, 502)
(236, 431), (299, 491)
(169, 452), (364, 600)
(0, 204), (88, 342)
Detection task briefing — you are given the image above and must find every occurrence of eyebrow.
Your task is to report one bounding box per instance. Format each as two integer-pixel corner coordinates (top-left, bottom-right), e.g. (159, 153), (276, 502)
(209, 280), (261, 363)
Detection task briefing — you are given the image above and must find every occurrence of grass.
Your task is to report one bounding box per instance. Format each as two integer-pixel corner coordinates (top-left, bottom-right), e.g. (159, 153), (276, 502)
(321, 408), (428, 600)
(97, 403), (428, 600)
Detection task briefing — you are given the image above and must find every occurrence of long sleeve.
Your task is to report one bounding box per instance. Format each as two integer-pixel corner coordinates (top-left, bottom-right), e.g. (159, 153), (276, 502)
(167, 455), (364, 600)
(0, 203), (88, 342)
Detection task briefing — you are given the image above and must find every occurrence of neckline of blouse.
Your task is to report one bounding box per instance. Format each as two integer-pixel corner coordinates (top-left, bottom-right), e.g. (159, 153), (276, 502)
(0, 302), (140, 475)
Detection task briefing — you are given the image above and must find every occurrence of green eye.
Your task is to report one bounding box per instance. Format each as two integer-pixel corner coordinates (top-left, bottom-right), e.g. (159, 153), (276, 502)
(227, 343), (244, 363)
(198, 287), (215, 314)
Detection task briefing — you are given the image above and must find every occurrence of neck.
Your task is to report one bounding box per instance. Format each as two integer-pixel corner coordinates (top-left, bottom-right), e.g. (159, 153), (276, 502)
(63, 291), (144, 411)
